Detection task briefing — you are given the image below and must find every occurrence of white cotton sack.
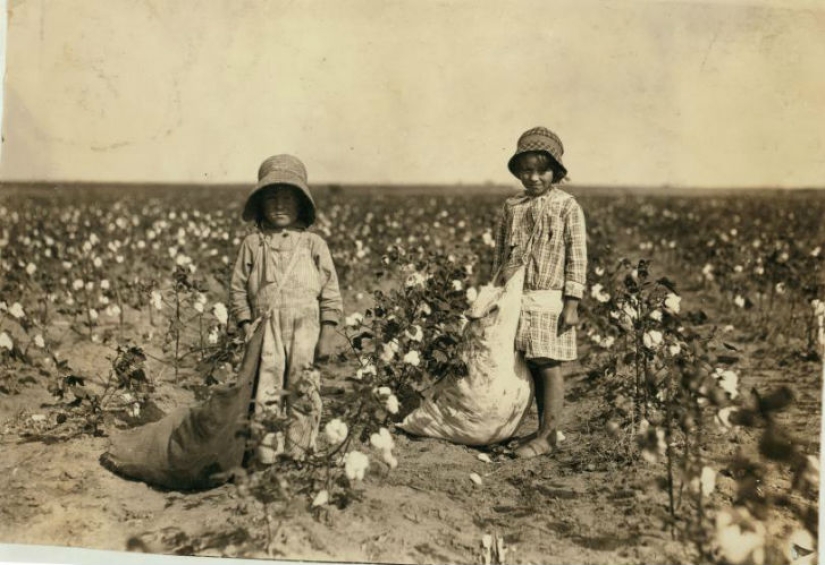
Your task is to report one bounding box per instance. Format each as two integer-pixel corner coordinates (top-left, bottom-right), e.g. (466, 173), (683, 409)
(398, 267), (533, 445)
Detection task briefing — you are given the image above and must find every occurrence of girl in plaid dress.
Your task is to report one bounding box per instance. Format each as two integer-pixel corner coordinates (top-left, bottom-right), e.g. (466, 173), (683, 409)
(229, 155), (343, 461)
(492, 127), (587, 458)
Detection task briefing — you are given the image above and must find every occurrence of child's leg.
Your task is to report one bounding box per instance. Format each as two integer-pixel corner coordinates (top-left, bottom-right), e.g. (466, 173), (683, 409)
(282, 305), (323, 460)
(515, 358), (563, 458)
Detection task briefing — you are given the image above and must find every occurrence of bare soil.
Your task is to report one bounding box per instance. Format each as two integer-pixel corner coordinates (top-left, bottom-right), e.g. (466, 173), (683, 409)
(0, 285), (821, 565)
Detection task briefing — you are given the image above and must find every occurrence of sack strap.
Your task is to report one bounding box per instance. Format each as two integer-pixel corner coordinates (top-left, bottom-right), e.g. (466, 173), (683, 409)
(246, 232), (307, 337)
(492, 195), (552, 283)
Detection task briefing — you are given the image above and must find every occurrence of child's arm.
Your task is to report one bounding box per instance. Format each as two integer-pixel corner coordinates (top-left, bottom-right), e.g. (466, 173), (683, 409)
(491, 205), (508, 282)
(313, 238), (343, 361)
(313, 238), (343, 325)
(561, 200), (587, 327)
(229, 237), (254, 329)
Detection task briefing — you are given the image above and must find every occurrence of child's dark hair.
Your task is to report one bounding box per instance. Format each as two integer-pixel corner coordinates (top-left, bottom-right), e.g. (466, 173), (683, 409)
(512, 151), (566, 183)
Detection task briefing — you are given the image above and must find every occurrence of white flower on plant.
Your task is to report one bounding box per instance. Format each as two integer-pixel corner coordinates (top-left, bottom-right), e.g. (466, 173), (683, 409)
(100, 279), (110, 291)
(734, 265), (743, 273)
(594, 266), (605, 276)
(667, 343), (682, 356)
(376, 386), (392, 397)
(590, 283), (611, 303)
(621, 302), (638, 321)
(312, 489), (330, 507)
(417, 302), (432, 317)
(324, 418), (348, 445)
(812, 246), (822, 257)
(106, 305), (122, 318)
(637, 418), (650, 435)
(403, 350), (421, 367)
(370, 427), (395, 452)
(207, 327), (219, 345)
(649, 309), (663, 322)
(93, 256), (103, 268)
(212, 303), (228, 325)
(33, 334), (45, 348)
(0, 332), (13, 351)
(601, 335), (615, 349)
(380, 339), (399, 363)
(98, 295), (110, 305)
(151, 290), (163, 310)
(714, 368), (739, 399)
(343, 451), (370, 482)
(194, 301), (204, 314)
(775, 282), (786, 295)
(345, 312), (364, 327)
(714, 508), (766, 565)
(405, 272), (426, 289)
(643, 330), (663, 349)
(405, 325), (423, 342)
(25, 262), (36, 276)
(116, 255), (124, 264)
(451, 280), (463, 292)
(385, 394), (400, 414)
(72, 279), (84, 291)
(88, 308), (99, 321)
(663, 293), (681, 314)
(734, 295), (746, 308)
(9, 303), (25, 320)
(85, 282), (94, 292)
(355, 362), (377, 380)
(702, 263), (714, 281)
(689, 466), (717, 497)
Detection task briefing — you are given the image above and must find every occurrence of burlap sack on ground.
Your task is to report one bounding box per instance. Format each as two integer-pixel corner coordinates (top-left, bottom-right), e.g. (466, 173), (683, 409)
(100, 328), (262, 491)
(399, 267), (534, 446)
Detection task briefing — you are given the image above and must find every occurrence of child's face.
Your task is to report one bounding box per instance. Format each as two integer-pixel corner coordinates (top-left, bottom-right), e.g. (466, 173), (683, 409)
(516, 153), (555, 197)
(260, 186), (301, 229)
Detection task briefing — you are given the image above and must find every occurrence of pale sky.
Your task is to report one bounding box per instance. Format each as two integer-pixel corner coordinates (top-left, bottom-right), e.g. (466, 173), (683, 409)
(1, 0), (824, 188)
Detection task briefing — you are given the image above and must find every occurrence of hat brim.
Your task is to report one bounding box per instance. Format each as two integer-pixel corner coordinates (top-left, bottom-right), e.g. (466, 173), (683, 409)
(242, 171), (316, 225)
(508, 149), (567, 180)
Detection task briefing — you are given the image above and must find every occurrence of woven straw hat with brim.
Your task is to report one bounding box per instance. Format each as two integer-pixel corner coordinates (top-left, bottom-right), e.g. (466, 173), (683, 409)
(507, 126), (568, 182)
(242, 154), (317, 227)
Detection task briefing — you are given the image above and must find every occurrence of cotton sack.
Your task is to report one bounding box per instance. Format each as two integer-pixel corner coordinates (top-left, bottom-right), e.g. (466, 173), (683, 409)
(398, 266), (533, 445)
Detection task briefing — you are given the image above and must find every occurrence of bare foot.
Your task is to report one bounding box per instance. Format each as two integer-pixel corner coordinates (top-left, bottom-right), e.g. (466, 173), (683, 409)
(514, 437), (554, 459)
(509, 431), (538, 450)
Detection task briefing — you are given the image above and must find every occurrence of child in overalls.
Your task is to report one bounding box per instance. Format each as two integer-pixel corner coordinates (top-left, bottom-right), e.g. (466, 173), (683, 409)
(229, 154), (343, 461)
(492, 127), (588, 459)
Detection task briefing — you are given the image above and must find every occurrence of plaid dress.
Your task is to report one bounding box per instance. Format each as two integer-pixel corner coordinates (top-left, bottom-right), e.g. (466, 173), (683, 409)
(492, 188), (587, 361)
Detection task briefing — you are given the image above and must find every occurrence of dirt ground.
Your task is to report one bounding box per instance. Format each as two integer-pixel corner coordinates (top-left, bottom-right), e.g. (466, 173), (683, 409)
(0, 279), (821, 565)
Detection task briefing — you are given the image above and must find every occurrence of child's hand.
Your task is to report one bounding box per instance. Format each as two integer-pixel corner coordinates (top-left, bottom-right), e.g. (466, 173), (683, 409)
(240, 321), (255, 342)
(560, 299), (579, 330)
(315, 323), (337, 363)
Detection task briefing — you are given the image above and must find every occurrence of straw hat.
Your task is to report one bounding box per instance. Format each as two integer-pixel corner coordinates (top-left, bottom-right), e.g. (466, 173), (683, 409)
(242, 154), (316, 226)
(507, 127), (568, 181)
